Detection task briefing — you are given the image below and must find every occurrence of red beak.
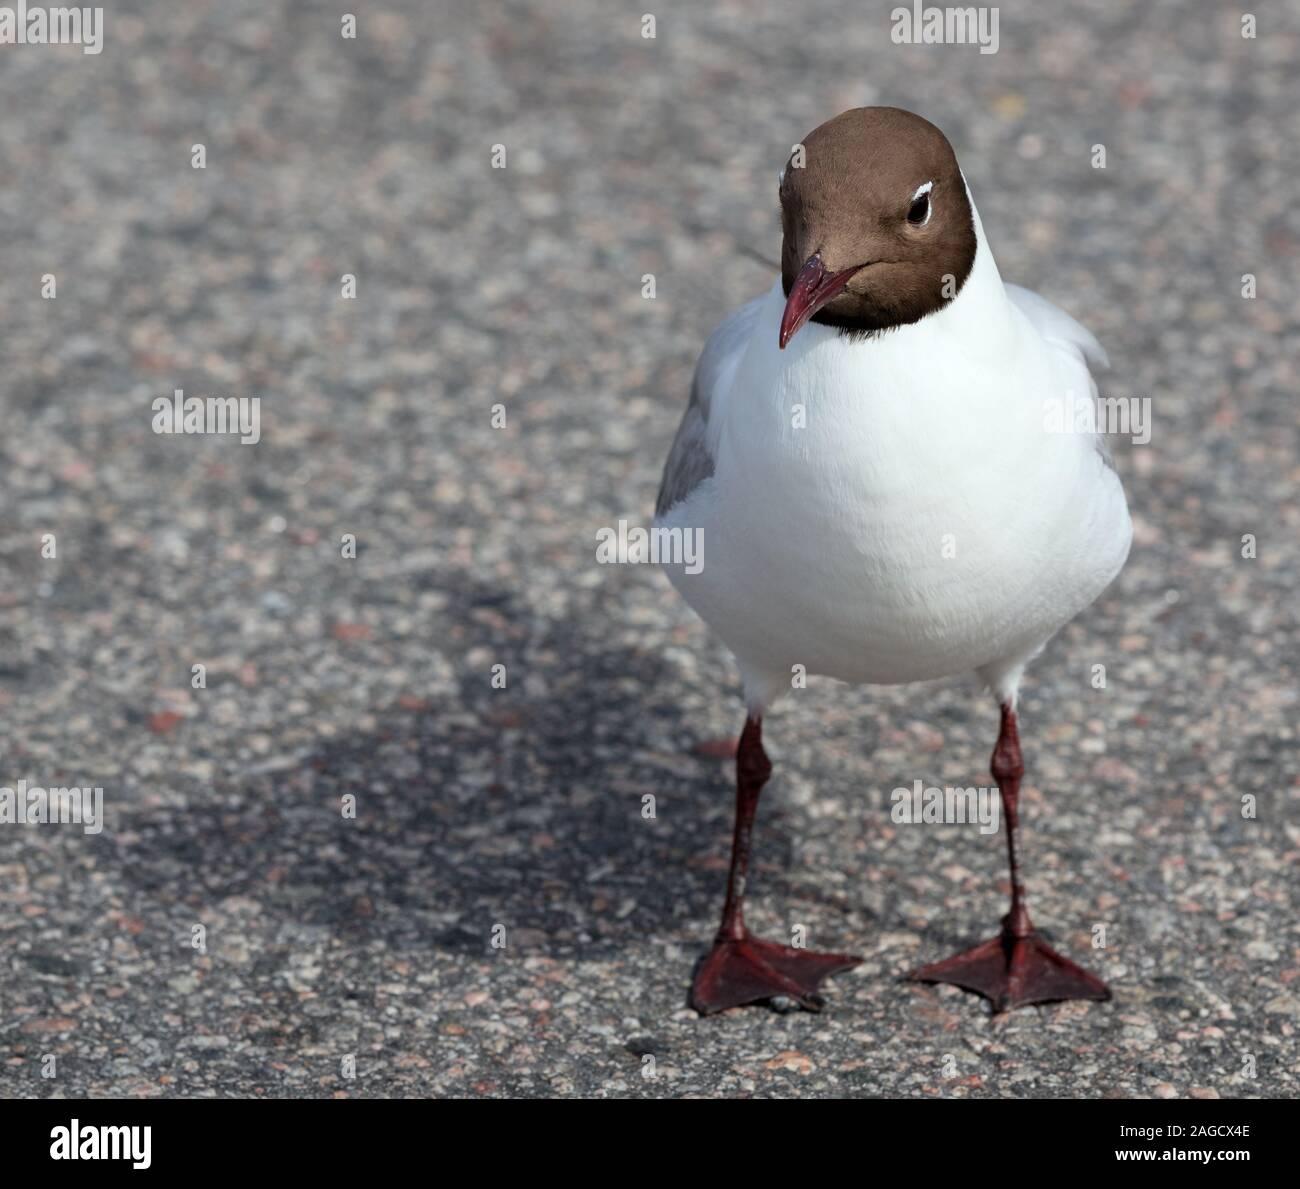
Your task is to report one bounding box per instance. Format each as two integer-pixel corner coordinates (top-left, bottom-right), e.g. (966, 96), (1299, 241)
(779, 254), (865, 349)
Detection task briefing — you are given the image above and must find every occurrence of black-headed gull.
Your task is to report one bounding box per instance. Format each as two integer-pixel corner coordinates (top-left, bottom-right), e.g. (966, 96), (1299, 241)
(656, 108), (1131, 1014)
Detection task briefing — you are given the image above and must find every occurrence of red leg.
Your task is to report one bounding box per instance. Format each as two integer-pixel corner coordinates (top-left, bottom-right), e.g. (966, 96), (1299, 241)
(690, 716), (861, 1015)
(909, 703), (1110, 1012)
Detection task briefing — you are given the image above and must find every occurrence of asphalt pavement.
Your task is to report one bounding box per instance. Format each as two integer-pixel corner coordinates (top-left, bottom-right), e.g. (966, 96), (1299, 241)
(0, 0), (1296, 1098)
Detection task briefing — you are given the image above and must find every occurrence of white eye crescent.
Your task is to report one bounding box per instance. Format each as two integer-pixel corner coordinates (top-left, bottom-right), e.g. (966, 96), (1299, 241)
(907, 180), (934, 226)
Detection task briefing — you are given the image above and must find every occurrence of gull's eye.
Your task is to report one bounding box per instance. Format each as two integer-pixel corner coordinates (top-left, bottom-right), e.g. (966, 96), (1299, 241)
(907, 181), (933, 226)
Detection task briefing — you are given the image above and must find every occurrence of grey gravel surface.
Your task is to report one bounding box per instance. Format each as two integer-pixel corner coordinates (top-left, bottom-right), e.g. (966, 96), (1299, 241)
(0, 1), (1297, 1099)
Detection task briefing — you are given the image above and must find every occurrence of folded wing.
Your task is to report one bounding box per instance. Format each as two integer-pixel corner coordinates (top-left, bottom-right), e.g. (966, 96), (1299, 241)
(656, 297), (764, 517)
(1005, 282), (1117, 470)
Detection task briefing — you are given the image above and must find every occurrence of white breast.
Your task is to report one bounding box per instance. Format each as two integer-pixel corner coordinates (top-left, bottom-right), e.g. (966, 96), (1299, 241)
(658, 210), (1131, 708)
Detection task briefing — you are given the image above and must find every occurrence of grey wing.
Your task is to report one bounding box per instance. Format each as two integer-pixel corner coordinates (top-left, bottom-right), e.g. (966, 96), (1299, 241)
(1004, 283), (1109, 370)
(1005, 283), (1118, 470)
(655, 297), (764, 517)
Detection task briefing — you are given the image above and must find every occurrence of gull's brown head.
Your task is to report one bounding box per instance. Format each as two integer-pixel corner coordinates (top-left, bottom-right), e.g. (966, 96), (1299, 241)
(778, 107), (977, 348)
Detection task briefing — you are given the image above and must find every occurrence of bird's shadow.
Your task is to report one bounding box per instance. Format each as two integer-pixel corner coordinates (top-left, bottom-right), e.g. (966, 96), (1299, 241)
(112, 569), (862, 983)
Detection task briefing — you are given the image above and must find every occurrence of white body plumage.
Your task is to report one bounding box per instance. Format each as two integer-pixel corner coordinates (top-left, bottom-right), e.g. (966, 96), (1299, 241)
(655, 203), (1131, 713)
